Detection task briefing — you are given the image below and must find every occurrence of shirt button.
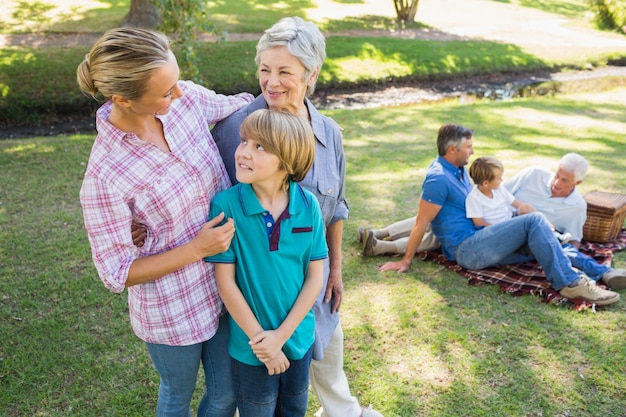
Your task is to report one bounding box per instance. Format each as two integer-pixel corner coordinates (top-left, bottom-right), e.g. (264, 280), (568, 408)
(266, 222), (273, 227)
(327, 188), (332, 194)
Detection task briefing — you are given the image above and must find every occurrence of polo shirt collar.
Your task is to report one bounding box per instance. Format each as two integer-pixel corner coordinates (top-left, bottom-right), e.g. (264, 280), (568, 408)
(238, 179), (311, 217)
(437, 155), (465, 176)
(305, 99), (328, 149)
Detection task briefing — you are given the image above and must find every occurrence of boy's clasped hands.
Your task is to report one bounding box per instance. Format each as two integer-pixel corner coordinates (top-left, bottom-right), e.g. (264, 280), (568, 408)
(250, 329), (291, 375)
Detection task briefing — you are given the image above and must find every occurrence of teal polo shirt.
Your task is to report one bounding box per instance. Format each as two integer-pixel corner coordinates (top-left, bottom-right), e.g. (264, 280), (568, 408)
(206, 180), (328, 366)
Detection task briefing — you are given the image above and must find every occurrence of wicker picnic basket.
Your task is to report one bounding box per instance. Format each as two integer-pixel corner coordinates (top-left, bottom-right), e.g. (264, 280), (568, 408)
(582, 190), (626, 243)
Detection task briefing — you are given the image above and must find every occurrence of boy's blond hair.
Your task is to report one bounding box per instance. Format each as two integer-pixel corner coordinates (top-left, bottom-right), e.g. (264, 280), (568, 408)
(469, 156), (504, 184)
(239, 109), (316, 187)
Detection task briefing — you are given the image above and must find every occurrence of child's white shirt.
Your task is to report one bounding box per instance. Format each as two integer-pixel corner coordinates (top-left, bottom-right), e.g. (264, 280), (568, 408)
(465, 185), (516, 225)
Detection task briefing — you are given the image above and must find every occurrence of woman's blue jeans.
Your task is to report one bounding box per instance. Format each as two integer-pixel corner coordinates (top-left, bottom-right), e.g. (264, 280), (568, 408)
(233, 346), (313, 417)
(454, 212), (580, 290)
(146, 314), (236, 417)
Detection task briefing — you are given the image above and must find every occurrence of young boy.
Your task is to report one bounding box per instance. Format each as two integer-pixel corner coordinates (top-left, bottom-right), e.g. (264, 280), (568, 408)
(466, 156), (571, 243)
(205, 109), (327, 417)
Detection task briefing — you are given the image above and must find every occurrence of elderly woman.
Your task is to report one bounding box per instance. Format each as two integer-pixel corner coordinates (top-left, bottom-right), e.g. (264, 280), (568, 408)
(211, 17), (383, 417)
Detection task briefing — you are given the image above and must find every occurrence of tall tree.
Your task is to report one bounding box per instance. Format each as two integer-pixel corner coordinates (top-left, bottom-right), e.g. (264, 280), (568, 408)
(123, 0), (161, 29)
(121, 0), (220, 83)
(393, 0), (420, 23)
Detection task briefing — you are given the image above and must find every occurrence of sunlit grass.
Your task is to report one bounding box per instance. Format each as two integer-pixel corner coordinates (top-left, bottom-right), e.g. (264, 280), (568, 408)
(3, 89), (624, 416)
(516, 0), (589, 19)
(1, 0), (127, 33)
(0, 0), (595, 35)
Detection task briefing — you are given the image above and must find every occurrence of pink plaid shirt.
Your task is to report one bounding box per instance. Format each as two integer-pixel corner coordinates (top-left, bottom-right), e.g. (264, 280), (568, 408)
(80, 81), (253, 345)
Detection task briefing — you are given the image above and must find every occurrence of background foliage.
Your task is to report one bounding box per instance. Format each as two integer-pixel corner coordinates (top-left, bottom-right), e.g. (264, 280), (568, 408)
(586, 0), (626, 33)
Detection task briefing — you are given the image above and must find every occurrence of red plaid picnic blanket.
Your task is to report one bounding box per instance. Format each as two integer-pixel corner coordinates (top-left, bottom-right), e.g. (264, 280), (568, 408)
(417, 229), (626, 310)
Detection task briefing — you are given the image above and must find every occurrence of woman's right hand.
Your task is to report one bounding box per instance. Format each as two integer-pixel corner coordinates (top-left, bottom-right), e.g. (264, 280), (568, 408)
(192, 212), (236, 258)
(126, 212), (235, 287)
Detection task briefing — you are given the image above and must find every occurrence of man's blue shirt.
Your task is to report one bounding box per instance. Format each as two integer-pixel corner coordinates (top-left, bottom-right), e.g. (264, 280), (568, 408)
(421, 156), (476, 260)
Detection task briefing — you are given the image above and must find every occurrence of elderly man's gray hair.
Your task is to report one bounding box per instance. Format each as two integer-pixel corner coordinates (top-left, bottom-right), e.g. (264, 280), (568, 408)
(559, 153), (588, 182)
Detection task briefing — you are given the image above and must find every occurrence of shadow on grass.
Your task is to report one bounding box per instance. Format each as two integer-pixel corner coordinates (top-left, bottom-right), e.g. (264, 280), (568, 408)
(336, 92), (626, 415)
(5, 0), (129, 34)
(2, 86), (625, 417)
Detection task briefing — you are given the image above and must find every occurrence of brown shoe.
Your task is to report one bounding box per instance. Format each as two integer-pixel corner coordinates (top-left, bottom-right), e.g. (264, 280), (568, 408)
(601, 269), (626, 290)
(559, 275), (620, 305)
(362, 229), (377, 257)
(357, 226), (366, 243)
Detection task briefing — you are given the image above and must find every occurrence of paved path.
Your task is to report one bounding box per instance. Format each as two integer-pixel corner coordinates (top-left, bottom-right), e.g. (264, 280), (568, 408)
(2, 0), (625, 63)
(417, 0), (626, 61)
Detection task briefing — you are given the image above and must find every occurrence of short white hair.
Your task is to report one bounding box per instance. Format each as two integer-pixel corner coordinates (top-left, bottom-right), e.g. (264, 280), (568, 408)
(255, 17), (326, 97)
(558, 153), (588, 182)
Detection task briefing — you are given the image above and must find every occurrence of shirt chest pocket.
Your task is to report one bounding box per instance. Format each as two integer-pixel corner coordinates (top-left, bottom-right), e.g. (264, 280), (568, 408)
(277, 226), (315, 262)
(316, 179), (339, 212)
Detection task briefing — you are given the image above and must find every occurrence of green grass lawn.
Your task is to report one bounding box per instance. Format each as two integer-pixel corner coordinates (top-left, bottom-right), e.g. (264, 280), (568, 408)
(0, 36), (549, 126)
(2, 0), (626, 415)
(1, 88), (625, 417)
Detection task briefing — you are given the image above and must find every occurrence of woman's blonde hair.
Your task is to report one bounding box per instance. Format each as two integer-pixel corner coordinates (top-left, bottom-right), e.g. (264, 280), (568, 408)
(469, 156), (504, 184)
(76, 27), (171, 101)
(239, 109), (316, 187)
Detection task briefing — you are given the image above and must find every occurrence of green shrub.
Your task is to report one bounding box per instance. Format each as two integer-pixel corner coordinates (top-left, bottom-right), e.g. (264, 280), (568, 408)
(587, 0), (626, 32)
(0, 47), (98, 127)
(0, 38), (551, 127)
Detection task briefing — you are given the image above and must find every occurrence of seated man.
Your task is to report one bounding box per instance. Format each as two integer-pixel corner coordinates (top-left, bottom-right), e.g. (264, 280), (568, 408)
(504, 152), (626, 289)
(363, 153), (626, 291)
(376, 124), (620, 305)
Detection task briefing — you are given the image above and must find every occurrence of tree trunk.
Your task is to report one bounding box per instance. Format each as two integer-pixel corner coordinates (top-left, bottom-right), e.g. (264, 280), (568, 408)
(393, 0), (420, 22)
(123, 0), (161, 29)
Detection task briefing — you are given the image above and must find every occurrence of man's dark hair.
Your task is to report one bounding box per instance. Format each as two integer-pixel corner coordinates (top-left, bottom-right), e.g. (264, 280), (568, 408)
(436, 124), (474, 156)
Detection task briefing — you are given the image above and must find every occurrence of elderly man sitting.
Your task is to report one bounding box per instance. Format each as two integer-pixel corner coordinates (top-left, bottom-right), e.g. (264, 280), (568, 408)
(503, 152), (626, 290)
(362, 153), (626, 292)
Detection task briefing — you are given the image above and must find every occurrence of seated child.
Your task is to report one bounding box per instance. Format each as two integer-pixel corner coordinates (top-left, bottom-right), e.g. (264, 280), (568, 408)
(205, 109), (327, 417)
(466, 156), (571, 244)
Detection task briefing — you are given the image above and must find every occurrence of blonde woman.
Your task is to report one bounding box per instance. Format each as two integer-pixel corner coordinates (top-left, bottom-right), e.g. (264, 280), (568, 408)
(77, 27), (253, 417)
